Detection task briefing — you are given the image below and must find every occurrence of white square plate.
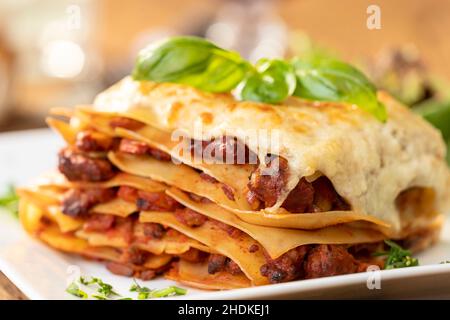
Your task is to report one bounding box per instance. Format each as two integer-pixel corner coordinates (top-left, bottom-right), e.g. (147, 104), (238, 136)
(1, 129), (450, 299)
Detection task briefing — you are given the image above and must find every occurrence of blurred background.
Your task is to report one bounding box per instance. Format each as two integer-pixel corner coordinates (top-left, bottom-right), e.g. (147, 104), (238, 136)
(0, 0), (449, 145)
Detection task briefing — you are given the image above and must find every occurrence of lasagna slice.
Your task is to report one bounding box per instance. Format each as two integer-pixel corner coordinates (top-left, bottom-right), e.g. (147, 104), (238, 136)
(17, 76), (450, 289)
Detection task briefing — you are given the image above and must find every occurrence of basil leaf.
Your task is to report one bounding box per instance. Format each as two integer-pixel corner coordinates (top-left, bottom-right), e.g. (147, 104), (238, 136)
(414, 100), (450, 166)
(238, 59), (296, 104)
(414, 100), (450, 141)
(292, 56), (387, 122)
(446, 139), (450, 166)
(132, 36), (250, 92)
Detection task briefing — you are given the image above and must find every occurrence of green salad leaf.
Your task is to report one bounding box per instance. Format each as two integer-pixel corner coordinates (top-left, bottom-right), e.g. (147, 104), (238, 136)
(292, 55), (387, 122)
(132, 36), (251, 92)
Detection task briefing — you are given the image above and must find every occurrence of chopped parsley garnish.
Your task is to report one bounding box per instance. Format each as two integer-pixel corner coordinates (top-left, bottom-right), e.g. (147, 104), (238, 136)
(0, 185), (19, 217)
(374, 240), (419, 269)
(150, 286), (187, 298)
(130, 279), (151, 300)
(66, 282), (88, 299)
(67, 276), (187, 300)
(79, 276), (120, 298)
(130, 279), (187, 299)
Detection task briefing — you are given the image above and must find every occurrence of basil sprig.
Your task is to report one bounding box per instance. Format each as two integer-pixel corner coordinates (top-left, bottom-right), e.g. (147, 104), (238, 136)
(132, 36), (251, 93)
(132, 36), (387, 121)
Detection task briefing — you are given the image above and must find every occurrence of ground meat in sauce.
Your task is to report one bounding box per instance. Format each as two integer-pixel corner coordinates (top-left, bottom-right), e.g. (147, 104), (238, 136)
(117, 186), (139, 203)
(248, 155), (350, 212)
(207, 255), (226, 274)
(179, 248), (208, 263)
(190, 136), (257, 164)
(211, 220), (242, 238)
(207, 254), (243, 275)
(199, 172), (219, 183)
(188, 192), (213, 204)
(303, 244), (360, 279)
(108, 217), (135, 244)
(312, 176), (350, 212)
(221, 184), (235, 201)
(174, 208), (208, 228)
(137, 269), (157, 281)
(58, 148), (116, 182)
(75, 131), (113, 152)
(83, 214), (115, 232)
(141, 222), (166, 239)
(109, 117), (145, 130)
(260, 245), (367, 283)
(348, 242), (384, 258)
(147, 147), (172, 161)
(248, 155), (289, 208)
(260, 246), (310, 283)
(136, 190), (182, 212)
(118, 139), (149, 155)
(106, 261), (159, 280)
(281, 177), (315, 213)
(245, 190), (262, 210)
(199, 172), (234, 201)
(118, 139), (171, 161)
(106, 262), (134, 277)
(61, 188), (116, 217)
(121, 246), (149, 266)
(107, 257), (166, 280)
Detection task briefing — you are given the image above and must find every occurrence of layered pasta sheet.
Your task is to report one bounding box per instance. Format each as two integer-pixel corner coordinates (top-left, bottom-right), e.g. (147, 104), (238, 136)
(18, 79), (449, 289)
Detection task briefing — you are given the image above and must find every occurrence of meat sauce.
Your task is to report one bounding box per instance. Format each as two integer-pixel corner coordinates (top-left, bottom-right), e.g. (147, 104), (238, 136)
(62, 186), (372, 282)
(248, 155), (350, 212)
(58, 148), (116, 182)
(260, 244), (372, 283)
(56, 122), (364, 281)
(62, 122), (350, 214)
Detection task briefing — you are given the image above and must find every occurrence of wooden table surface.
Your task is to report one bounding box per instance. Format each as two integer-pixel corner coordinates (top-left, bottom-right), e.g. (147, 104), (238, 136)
(0, 272), (26, 300)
